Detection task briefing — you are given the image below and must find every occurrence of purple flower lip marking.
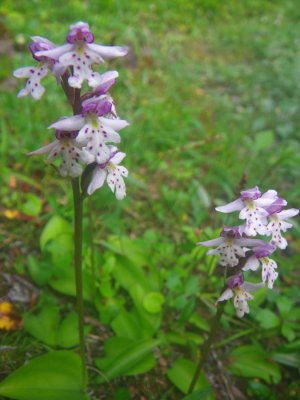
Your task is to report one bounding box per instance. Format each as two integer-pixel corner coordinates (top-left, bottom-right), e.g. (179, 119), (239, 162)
(29, 37), (54, 62)
(221, 225), (244, 239)
(253, 242), (276, 259)
(82, 99), (112, 117)
(55, 130), (78, 140)
(67, 22), (94, 44)
(240, 186), (261, 201)
(228, 274), (244, 289)
(266, 197), (287, 216)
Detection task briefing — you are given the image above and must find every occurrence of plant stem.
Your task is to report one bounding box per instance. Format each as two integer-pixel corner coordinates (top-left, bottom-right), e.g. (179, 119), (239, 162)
(72, 177), (86, 385)
(187, 302), (225, 394)
(88, 196), (97, 299)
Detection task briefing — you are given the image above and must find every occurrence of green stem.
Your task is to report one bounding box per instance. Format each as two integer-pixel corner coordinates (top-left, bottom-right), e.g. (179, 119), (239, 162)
(187, 302), (225, 394)
(88, 196), (96, 299)
(72, 177), (86, 385)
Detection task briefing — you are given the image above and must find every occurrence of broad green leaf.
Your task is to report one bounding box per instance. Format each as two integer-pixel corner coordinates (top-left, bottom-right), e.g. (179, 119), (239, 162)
(112, 256), (150, 292)
(276, 297), (293, 318)
(228, 345), (281, 384)
(23, 306), (60, 347)
(40, 216), (72, 251)
(254, 309), (280, 329)
(111, 310), (141, 340)
(281, 324), (296, 342)
(112, 388), (131, 400)
(0, 351), (89, 400)
(166, 358), (212, 395)
(49, 268), (93, 302)
(46, 233), (73, 269)
(96, 338), (160, 382)
(143, 292), (165, 314)
(27, 256), (53, 286)
(182, 387), (214, 400)
(271, 352), (300, 369)
(57, 312), (80, 349)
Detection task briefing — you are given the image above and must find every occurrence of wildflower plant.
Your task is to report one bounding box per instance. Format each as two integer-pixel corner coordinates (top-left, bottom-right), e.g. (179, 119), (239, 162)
(12, 21), (128, 388)
(188, 186), (298, 394)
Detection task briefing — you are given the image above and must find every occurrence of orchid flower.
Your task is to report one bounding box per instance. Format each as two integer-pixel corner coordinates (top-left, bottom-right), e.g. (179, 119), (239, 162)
(13, 36), (60, 100)
(87, 146), (128, 199)
(198, 226), (264, 267)
(266, 200), (299, 249)
(35, 22), (128, 88)
(242, 242), (278, 288)
(217, 275), (264, 318)
(216, 187), (280, 236)
(49, 99), (129, 164)
(28, 130), (93, 177)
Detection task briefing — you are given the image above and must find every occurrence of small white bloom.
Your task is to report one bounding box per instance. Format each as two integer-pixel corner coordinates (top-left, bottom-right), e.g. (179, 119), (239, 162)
(28, 133), (93, 178)
(87, 147), (128, 199)
(266, 208), (299, 249)
(216, 187), (279, 236)
(35, 22), (128, 89)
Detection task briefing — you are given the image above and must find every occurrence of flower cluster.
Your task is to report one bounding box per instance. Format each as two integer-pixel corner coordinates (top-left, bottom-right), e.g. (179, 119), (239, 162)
(198, 187), (298, 317)
(14, 22), (129, 199)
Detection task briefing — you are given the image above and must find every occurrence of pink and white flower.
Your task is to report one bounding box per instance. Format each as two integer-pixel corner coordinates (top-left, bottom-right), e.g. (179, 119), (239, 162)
(49, 99), (129, 164)
(35, 22), (128, 88)
(217, 275), (264, 318)
(28, 130), (93, 177)
(198, 226), (263, 267)
(266, 202), (299, 249)
(216, 187), (280, 236)
(13, 36), (59, 100)
(87, 147), (128, 199)
(243, 243), (278, 288)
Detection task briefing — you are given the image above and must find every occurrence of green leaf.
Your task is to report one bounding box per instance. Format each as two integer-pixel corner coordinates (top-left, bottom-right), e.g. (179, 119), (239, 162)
(254, 309), (280, 329)
(189, 315), (210, 332)
(111, 310), (141, 340)
(57, 312), (80, 349)
(49, 268), (93, 302)
(40, 216), (72, 251)
(143, 292), (165, 314)
(228, 345), (281, 384)
(182, 387), (214, 400)
(23, 306), (60, 347)
(27, 256), (53, 286)
(254, 130), (274, 151)
(271, 352), (300, 369)
(96, 338), (160, 382)
(166, 358), (212, 395)
(0, 351), (89, 400)
(20, 193), (42, 216)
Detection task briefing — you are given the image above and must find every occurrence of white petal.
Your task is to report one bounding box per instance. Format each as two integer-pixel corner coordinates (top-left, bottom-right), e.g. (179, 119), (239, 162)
(13, 66), (35, 78)
(110, 151), (126, 165)
(241, 282), (265, 292)
(234, 238), (265, 247)
(217, 289), (233, 302)
(99, 117), (130, 130)
(277, 208), (299, 220)
(98, 70), (119, 83)
(215, 198), (244, 213)
(35, 44), (74, 60)
(87, 168), (107, 195)
(86, 43), (128, 58)
(28, 141), (58, 155)
(49, 115), (85, 130)
(242, 255), (260, 271)
(197, 237), (224, 247)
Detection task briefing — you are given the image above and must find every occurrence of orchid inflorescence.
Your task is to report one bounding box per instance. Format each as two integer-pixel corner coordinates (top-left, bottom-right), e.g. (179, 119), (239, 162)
(14, 21), (129, 199)
(198, 186), (299, 318)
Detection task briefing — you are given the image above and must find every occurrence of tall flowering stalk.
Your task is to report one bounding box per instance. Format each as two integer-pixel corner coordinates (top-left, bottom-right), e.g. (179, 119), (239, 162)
(14, 22), (129, 381)
(188, 186), (298, 394)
